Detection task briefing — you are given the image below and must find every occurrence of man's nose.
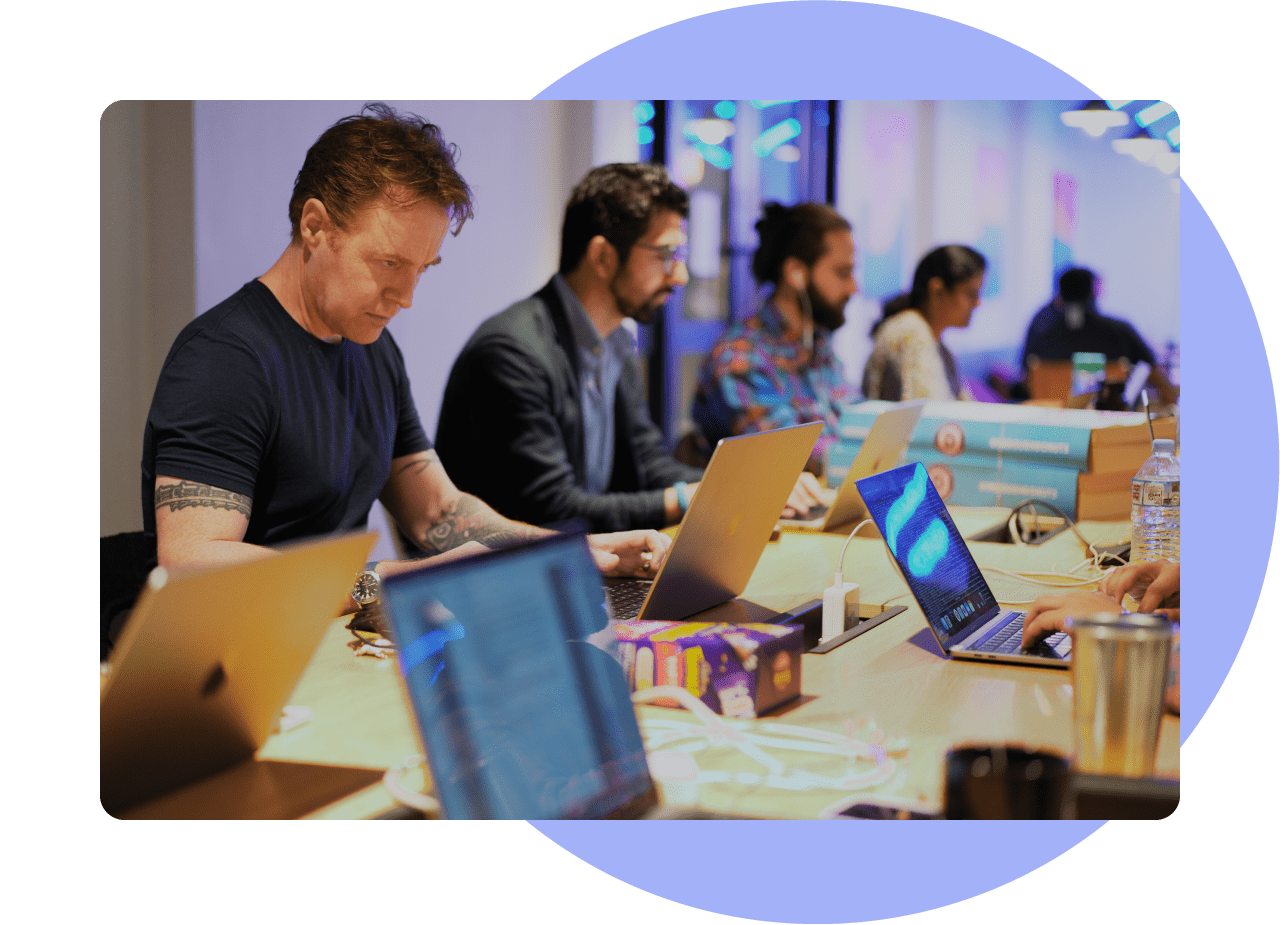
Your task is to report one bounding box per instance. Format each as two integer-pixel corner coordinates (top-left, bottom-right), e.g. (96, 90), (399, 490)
(671, 260), (690, 287)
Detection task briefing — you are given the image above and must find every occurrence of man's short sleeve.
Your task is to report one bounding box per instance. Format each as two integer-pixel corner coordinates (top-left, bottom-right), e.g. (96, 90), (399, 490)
(148, 331), (274, 499)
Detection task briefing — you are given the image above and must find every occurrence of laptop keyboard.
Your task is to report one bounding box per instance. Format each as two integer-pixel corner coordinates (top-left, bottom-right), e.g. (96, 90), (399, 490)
(605, 580), (654, 621)
(975, 612), (1072, 658)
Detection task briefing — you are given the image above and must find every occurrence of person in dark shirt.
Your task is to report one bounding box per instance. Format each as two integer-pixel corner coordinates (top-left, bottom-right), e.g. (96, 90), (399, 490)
(1020, 266), (1177, 404)
(142, 105), (671, 613)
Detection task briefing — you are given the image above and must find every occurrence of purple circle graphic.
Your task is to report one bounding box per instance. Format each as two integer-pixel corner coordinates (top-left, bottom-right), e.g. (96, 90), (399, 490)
(532, 3), (1271, 922)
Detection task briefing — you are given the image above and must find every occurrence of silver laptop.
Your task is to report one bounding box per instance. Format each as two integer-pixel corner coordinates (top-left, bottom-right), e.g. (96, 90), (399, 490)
(607, 421), (822, 621)
(781, 401), (925, 531)
(100, 531), (378, 817)
(380, 531), (750, 818)
(855, 463), (1071, 669)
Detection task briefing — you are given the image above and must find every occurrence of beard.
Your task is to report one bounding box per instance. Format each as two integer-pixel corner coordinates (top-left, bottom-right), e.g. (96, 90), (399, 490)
(805, 280), (848, 332)
(611, 277), (673, 326)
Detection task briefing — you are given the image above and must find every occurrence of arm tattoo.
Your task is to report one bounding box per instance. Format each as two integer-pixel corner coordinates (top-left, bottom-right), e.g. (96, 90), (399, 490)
(395, 449), (440, 479)
(155, 480), (252, 518)
(420, 493), (546, 554)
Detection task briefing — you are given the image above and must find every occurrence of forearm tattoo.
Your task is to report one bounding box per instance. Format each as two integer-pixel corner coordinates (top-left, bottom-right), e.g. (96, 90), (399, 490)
(420, 493), (545, 554)
(155, 480), (252, 517)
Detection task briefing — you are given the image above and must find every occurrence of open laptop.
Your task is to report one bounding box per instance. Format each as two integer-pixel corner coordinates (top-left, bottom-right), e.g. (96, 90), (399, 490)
(855, 463), (1072, 669)
(606, 421), (822, 621)
(381, 531), (744, 819)
(780, 401), (925, 531)
(100, 531), (379, 817)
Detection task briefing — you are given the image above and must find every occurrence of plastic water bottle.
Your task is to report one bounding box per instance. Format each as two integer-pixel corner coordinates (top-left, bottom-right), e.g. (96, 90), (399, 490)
(1130, 438), (1179, 562)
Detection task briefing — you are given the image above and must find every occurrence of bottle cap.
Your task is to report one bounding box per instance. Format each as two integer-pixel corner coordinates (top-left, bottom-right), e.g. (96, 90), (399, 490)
(1152, 438), (1175, 454)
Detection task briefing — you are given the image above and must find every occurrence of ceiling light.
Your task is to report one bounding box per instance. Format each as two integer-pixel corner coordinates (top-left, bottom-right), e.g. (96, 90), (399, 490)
(1112, 137), (1170, 163)
(1136, 101), (1175, 128)
(1061, 108), (1129, 137)
(1154, 152), (1180, 175)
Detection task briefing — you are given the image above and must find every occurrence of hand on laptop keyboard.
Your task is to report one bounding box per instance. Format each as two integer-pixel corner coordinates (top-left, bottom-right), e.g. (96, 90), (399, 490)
(1021, 589), (1122, 649)
(781, 473), (835, 519)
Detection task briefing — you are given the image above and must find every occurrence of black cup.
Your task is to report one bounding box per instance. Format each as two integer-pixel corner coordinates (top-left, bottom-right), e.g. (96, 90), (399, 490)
(944, 746), (1070, 819)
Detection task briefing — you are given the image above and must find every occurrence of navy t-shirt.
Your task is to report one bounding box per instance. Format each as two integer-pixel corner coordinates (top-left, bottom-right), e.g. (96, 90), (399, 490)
(1021, 302), (1158, 371)
(141, 280), (431, 547)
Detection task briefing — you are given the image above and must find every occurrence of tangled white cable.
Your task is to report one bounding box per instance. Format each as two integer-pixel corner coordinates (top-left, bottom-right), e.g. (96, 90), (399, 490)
(633, 686), (907, 793)
(382, 754), (442, 815)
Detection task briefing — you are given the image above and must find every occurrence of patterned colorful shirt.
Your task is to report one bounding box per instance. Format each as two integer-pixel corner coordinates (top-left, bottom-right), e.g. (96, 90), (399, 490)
(691, 300), (855, 471)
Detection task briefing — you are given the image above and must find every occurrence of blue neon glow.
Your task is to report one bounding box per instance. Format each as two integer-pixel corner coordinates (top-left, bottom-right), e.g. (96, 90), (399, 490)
(637, 125), (655, 145)
(1105, 99), (1134, 110)
(752, 119), (802, 157)
(401, 621), (466, 676)
(697, 142), (732, 170)
(1166, 126), (1180, 149)
(884, 464), (928, 554)
(633, 101), (655, 124)
(751, 100), (799, 109)
(1136, 101), (1174, 127)
(906, 518), (950, 578)
(714, 100), (736, 119)
(813, 108), (830, 128)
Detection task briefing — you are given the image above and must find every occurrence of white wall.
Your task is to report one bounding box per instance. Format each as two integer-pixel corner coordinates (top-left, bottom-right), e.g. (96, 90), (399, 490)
(833, 99), (1180, 384)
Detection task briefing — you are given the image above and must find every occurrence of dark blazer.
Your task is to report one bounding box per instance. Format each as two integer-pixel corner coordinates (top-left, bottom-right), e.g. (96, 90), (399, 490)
(436, 279), (702, 532)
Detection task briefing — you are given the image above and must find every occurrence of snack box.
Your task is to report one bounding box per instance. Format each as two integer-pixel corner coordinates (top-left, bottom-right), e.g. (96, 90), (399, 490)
(610, 621), (802, 718)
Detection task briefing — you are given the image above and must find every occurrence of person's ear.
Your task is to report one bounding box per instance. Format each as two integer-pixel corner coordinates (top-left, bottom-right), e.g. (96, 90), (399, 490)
(299, 198), (333, 254)
(585, 235), (618, 280)
(927, 276), (946, 302)
(781, 255), (808, 292)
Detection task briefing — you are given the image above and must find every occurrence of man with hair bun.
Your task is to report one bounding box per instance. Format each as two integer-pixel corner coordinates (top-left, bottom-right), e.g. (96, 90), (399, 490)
(135, 107), (668, 643)
(691, 202), (859, 475)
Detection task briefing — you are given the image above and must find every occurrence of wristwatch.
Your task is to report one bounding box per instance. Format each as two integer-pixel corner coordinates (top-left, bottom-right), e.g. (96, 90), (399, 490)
(352, 565), (382, 608)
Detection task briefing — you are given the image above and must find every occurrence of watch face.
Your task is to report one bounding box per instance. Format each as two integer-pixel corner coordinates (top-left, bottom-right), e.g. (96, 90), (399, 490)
(354, 570), (380, 604)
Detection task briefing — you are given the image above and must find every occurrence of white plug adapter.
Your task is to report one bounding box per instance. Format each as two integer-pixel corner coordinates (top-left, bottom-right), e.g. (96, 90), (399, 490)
(821, 578), (860, 643)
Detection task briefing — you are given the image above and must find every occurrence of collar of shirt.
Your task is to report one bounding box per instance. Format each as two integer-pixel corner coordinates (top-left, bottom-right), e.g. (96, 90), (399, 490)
(757, 298), (834, 365)
(553, 274), (635, 371)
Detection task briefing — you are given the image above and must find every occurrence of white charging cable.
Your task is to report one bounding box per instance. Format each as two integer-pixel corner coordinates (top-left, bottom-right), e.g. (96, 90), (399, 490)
(382, 755), (442, 816)
(634, 686), (906, 793)
(822, 519), (875, 642)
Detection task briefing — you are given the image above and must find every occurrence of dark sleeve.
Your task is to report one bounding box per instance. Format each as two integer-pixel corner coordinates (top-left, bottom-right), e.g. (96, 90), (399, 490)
(437, 336), (671, 532)
(1115, 320), (1157, 367)
(619, 357), (703, 489)
(384, 333), (432, 457)
(148, 332), (272, 498)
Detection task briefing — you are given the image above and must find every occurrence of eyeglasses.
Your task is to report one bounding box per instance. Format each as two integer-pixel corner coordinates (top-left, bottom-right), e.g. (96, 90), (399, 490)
(632, 243), (689, 275)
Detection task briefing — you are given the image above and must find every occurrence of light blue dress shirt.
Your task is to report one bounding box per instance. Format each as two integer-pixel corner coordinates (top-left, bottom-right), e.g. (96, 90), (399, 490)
(552, 275), (634, 495)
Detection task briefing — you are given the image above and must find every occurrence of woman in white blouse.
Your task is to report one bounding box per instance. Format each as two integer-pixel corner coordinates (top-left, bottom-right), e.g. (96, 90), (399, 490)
(862, 245), (987, 401)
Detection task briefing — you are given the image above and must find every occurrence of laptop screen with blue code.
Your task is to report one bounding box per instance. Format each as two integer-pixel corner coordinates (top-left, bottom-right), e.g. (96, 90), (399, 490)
(856, 463), (1000, 646)
(382, 533), (653, 819)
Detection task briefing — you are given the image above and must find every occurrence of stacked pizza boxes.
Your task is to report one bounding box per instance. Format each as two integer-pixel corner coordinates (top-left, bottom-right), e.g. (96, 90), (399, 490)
(827, 400), (1177, 520)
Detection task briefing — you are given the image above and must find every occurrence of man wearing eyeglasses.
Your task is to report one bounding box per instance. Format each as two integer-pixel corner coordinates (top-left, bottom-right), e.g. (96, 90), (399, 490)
(437, 163), (825, 532)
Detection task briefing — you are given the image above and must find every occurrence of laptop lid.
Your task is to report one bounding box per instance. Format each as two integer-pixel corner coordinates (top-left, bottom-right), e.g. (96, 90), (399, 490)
(381, 532), (658, 820)
(815, 401), (925, 529)
(636, 421), (822, 621)
(100, 531), (377, 816)
(854, 463), (1002, 651)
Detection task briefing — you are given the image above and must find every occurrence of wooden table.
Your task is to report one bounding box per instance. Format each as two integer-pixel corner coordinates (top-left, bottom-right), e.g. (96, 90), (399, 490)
(259, 508), (1178, 818)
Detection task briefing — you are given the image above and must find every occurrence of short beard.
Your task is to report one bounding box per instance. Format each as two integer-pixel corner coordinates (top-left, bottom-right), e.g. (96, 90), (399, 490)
(611, 276), (670, 326)
(806, 280), (847, 332)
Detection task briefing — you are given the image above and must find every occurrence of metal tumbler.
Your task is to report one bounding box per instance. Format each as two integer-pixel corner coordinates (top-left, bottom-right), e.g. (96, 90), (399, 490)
(1069, 612), (1173, 777)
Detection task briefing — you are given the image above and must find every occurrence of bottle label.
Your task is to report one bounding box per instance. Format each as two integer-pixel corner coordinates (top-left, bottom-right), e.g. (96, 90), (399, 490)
(1132, 478), (1180, 507)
